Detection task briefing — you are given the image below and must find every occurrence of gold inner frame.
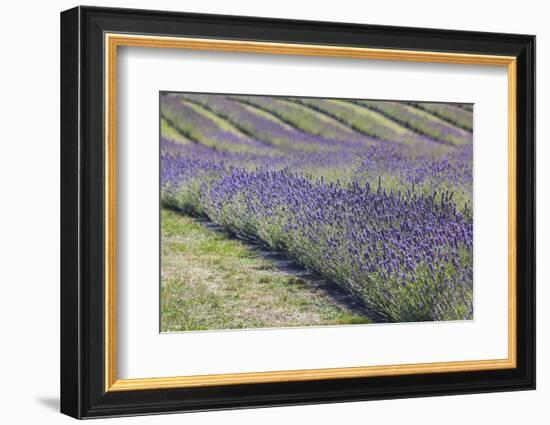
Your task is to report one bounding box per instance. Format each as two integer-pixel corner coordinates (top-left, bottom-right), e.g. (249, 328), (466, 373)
(104, 33), (518, 392)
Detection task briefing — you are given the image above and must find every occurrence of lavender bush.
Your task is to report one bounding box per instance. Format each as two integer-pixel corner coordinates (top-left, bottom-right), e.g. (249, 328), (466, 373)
(160, 92), (474, 323)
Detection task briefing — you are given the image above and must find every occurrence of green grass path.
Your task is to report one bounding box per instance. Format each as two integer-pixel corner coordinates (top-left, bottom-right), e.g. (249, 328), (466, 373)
(161, 209), (370, 332)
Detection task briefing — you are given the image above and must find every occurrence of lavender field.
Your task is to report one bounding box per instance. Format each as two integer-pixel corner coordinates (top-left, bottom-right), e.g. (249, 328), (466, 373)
(160, 92), (473, 331)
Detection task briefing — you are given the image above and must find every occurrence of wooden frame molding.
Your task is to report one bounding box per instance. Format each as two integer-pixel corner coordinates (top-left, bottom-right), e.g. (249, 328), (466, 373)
(104, 33), (518, 392)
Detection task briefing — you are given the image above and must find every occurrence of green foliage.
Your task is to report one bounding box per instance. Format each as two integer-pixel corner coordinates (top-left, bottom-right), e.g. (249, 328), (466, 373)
(161, 209), (371, 331)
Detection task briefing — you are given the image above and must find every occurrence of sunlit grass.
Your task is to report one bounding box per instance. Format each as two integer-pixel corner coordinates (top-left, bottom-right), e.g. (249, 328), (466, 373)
(161, 209), (371, 332)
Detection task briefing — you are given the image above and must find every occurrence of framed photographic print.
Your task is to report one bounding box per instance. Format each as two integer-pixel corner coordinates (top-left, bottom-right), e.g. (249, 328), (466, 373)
(60, 6), (536, 419)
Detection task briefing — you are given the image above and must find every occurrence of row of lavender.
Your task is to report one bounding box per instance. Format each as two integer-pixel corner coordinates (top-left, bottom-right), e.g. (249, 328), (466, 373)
(160, 93), (474, 322)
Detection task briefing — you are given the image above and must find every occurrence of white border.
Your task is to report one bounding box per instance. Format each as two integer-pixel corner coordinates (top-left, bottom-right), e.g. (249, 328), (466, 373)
(117, 47), (508, 379)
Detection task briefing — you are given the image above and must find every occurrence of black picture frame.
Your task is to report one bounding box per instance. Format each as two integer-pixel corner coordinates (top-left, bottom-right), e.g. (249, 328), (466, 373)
(61, 5), (535, 419)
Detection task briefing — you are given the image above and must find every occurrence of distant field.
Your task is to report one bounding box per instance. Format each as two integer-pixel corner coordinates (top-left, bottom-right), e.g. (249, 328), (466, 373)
(160, 93), (473, 330)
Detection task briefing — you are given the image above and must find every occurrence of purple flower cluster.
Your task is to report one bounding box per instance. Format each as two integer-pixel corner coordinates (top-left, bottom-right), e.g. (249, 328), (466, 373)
(353, 144), (473, 209)
(177, 93), (369, 151)
(160, 94), (265, 152)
